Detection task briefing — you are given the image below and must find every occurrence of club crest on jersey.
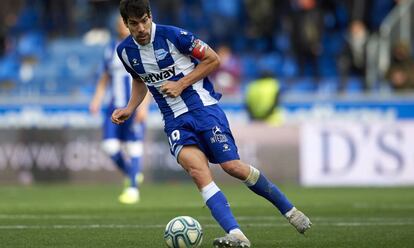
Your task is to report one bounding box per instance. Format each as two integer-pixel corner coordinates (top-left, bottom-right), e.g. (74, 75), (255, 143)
(141, 67), (176, 84)
(155, 49), (169, 61)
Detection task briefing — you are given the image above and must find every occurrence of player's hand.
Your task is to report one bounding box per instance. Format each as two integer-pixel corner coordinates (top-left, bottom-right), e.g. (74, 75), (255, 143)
(111, 108), (133, 125)
(160, 81), (185, 98)
(89, 99), (101, 115)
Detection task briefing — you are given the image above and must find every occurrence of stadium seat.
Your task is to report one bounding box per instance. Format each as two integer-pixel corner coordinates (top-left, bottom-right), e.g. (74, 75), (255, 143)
(345, 77), (364, 94)
(273, 33), (291, 53)
(257, 52), (283, 76)
(317, 78), (338, 95)
(17, 31), (46, 60)
(289, 78), (317, 93)
(240, 55), (259, 80)
(280, 56), (298, 78)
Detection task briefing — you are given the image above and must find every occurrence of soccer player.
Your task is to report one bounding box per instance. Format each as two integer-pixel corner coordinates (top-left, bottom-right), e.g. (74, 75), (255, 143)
(90, 16), (150, 204)
(112, 0), (312, 246)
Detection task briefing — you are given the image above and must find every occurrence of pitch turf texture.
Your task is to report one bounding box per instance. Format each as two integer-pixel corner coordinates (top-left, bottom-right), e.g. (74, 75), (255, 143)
(1, 184), (413, 248)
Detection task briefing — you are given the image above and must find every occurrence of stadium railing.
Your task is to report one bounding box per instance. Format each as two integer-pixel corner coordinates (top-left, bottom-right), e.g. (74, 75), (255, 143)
(366, 0), (414, 90)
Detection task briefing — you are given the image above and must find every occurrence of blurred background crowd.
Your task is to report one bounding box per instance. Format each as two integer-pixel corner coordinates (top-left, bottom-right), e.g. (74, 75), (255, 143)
(1, 0), (413, 99)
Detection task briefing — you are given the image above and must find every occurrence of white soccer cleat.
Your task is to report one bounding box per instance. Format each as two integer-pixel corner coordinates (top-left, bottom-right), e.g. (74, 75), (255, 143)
(286, 207), (312, 234)
(213, 233), (251, 248)
(118, 187), (140, 204)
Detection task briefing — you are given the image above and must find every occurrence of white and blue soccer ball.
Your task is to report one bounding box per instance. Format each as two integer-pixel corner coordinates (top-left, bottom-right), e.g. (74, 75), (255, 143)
(164, 216), (203, 248)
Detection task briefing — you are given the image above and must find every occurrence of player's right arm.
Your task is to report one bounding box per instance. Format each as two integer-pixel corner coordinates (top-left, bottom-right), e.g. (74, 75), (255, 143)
(89, 72), (109, 115)
(111, 77), (148, 125)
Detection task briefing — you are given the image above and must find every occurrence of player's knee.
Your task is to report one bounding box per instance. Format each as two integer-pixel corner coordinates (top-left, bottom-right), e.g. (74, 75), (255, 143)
(101, 139), (121, 156)
(220, 160), (250, 180)
(126, 141), (143, 157)
(187, 166), (204, 180)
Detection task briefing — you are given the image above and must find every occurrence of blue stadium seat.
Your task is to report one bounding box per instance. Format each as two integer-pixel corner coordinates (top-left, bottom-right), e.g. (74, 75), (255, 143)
(317, 78), (338, 95)
(319, 55), (338, 77)
(240, 55), (259, 80)
(289, 78), (317, 93)
(273, 33), (291, 53)
(280, 56), (298, 78)
(345, 77), (364, 93)
(17, 31), (46, 59)
(0, 55), (20, 80)
(257, 52), (283, 76)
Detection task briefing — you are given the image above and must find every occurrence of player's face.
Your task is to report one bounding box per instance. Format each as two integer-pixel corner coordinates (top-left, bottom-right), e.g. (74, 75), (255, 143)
(126, 14), (152, 46)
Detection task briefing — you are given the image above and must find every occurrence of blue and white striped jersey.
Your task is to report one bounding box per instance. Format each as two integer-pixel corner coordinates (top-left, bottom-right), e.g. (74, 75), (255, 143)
(116, 22), (221, 122)
(103, 40), (132, 108)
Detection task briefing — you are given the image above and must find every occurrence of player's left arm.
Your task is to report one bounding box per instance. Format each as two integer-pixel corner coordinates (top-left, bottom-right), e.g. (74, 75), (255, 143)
(160, 40), (220, 98)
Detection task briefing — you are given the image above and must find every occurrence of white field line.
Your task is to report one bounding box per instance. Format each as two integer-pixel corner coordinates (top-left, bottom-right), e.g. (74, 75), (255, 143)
(1, 215), (414, 222)
(1, 222), (414, 230)
(0, 214), (100, 220)
(353, 203), (414, 210)
(0, 214), (414, 223)
(1, 216), (414, 229)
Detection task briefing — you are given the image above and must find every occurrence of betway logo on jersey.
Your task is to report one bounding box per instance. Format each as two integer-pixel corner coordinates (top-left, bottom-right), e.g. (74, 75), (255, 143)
(141, 67), (176, 84)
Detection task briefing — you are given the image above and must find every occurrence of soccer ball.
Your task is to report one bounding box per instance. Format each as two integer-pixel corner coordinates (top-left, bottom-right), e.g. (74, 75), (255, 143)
(164, 216), (203, 248)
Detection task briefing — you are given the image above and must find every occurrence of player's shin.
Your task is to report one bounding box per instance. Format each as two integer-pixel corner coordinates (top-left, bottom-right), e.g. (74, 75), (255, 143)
(244, 165), (294, 215)
(127, 141), (144, 188)
(201, 181), (240, 233)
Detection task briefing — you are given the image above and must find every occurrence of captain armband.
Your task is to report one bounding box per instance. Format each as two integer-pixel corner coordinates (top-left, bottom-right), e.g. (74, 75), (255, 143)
(191, 39), (209, 60)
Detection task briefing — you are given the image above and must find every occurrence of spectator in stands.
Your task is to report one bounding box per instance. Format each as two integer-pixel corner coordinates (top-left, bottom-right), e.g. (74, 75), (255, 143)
(288, 0), (324, 81)
(202, 0), (244, 47)
(0, 24), (5, 57)
(244, 0), (281, 51)
(337, 20), (369, 92)
(42, 0), (76, 36)
(343, 0), (395, 32)
(386, 41), (414, 92)
(211, 44), (242, 96)
(151, 0), (182, 26)
(88, 0), (119, 29)
(245, 71), (284, 126)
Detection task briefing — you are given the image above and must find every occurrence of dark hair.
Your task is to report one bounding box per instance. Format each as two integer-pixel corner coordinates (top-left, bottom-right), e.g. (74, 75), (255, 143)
(120, 0), (151, 22)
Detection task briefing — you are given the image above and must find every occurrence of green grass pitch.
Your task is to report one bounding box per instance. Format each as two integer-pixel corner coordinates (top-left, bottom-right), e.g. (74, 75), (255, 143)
(0, 183), (413, 248)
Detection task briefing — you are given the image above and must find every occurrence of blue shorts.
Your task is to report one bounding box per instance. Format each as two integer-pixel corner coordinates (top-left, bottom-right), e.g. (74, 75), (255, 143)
(164, 104), (240, 164)
(103, 106), (145, 141)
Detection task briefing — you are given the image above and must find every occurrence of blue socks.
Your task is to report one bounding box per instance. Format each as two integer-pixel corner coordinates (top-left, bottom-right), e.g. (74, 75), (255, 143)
(200, 167), (294, 235)
(129, 156), (141, 188)
(111, 152), (128, 174)
(247, 171), (293, 215)
(111, 153), (142, 188)
(201, 182), (239, 233)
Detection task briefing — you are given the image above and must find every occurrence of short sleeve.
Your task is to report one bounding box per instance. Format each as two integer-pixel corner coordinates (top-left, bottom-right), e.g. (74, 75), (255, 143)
(166, 26), (199, 55)
(116, 44), (140, 79)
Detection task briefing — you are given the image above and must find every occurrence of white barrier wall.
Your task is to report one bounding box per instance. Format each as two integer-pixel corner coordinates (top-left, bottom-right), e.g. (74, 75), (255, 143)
(300, 121), (414, 186)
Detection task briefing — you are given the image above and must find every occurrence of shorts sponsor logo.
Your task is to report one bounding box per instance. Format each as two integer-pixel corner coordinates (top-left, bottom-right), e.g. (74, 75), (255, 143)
(210, 126), (228, 144)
